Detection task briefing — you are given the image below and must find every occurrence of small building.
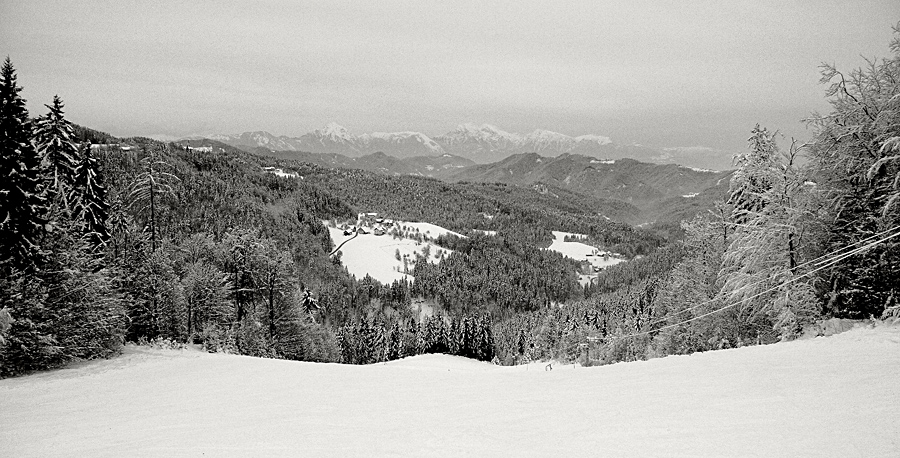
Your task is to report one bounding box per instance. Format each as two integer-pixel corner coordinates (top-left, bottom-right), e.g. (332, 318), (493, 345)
(261, 166), (299, 179)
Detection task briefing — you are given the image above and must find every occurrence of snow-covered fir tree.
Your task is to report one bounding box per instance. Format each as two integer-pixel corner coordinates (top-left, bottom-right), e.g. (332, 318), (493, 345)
(69, 143), (110, 248)
(34, 95), (78, 212)
(0, 57), (48, 270)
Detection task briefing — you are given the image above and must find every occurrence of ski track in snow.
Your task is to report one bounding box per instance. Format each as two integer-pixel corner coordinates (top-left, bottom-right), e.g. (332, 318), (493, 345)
(2, 325), (899, 457)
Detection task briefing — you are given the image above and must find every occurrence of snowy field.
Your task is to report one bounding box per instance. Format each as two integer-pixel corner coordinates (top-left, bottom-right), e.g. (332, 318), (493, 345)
(400, 222), (465, 240)
(328, 226), (451, 283)
(547, 231), (625, 274)
(3, 325), (899, 457)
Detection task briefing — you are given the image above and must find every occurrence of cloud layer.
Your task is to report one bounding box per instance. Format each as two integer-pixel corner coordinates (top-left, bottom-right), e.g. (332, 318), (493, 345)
(1, 0), (897, 151)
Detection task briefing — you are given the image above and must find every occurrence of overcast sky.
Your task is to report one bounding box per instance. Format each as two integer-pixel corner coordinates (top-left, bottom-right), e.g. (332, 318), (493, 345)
(1, 1), (897, 151)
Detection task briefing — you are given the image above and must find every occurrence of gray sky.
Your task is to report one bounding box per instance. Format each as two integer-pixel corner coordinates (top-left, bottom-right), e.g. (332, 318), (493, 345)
(1, 1), (897, 151)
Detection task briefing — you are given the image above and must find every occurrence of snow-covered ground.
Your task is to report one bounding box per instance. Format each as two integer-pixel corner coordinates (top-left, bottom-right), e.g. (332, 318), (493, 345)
(547, 231), (625, 281)
(3, 324), (898, 457)
(328, 226), (450, 284)
(400, 222), (465, 240)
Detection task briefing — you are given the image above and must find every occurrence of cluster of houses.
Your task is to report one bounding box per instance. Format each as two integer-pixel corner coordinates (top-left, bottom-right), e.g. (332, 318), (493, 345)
(341, 213), (395, 237)
(261, 166), (300, 179)
(89, 143), (135, 151)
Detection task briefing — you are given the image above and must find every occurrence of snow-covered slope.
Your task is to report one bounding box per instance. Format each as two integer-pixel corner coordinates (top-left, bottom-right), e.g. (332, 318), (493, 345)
(3, 324), (899, 457)
(327, 223), (454, 283)
(360, 131), (444, 157)
(547, 231), (625, 266)
(547, 230), (626, 286)
(434, 123), (523, 162)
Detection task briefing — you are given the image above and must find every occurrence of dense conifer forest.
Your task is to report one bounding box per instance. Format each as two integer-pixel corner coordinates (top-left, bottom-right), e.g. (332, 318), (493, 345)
(1, 26), (899, 376)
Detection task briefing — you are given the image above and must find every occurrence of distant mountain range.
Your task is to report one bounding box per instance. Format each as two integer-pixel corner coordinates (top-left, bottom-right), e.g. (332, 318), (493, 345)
(191, 123), (735, 171)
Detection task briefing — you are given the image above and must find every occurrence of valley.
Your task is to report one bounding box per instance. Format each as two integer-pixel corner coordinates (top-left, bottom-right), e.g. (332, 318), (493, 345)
(213, 137), (733, 228)
(324, 217), (628, 288)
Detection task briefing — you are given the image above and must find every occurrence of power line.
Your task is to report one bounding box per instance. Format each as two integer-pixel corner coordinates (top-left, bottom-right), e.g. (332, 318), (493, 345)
(609, 225), (900, 340)
(642, 224), (900, 328)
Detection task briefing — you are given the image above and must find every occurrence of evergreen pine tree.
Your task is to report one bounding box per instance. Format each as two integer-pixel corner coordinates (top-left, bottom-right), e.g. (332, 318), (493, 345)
(0, 57), (48, 270)
(34, 95), (78, 212)
(70, 143), (111, 248)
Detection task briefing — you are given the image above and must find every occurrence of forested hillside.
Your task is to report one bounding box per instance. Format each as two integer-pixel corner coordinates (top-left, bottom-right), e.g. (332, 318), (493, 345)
(438, 153), (732, 224)
(244, 143), (731, 231)
(247, 146), (477, 178)
(244, 157), (663, 254)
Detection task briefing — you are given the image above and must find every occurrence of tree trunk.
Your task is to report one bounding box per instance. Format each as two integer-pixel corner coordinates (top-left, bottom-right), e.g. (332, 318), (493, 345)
(149, 178), (156, 253)
(186, 300), (193, 341)
(788, 231), (797, 273)
(268, 276), (276, 342)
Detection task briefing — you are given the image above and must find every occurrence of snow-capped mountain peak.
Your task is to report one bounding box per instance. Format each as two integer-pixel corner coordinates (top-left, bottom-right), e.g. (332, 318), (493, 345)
(313, 122), (353, 142)
(441, 123), (521, 146)
(360, 131), (443, 154)
(524, 129), (570, 141)
(575, 134), (612, 145)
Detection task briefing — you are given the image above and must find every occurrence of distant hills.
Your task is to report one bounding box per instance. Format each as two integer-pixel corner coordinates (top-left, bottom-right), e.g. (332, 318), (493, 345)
(438, 153), (730, 207)
(438, 152), (732, 227)
(180, 125), (735, 227)
(252, 148), (476, 177)
(192, 122), (736, 171)
(219, 138), (732, 226)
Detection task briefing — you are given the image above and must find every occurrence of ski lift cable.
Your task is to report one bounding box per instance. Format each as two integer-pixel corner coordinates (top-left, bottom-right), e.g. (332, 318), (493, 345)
(642, 224), (900, 328)
(610, 225), (900, 340)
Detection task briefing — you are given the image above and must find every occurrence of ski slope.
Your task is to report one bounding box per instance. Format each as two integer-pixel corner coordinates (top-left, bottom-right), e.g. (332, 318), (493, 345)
(2, 324), (899, 457)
